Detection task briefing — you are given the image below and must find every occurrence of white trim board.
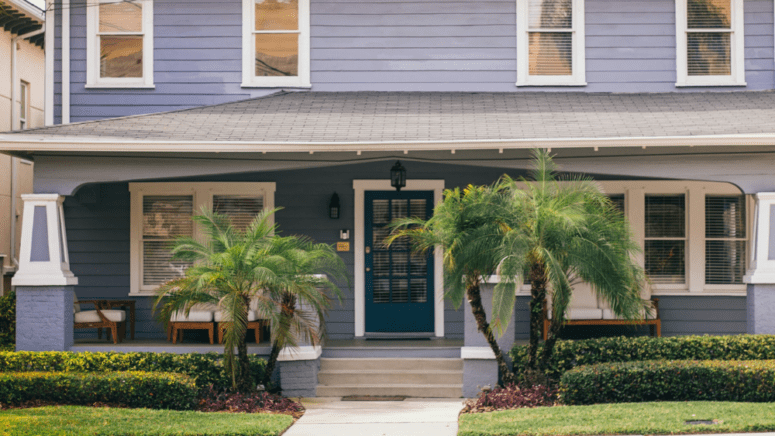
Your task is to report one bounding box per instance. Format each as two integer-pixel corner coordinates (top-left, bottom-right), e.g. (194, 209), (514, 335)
(353, 179), (445, 338)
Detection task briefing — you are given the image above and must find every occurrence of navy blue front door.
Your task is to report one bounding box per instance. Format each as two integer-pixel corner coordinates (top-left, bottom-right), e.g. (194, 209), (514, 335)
(365, 191), (434, 333)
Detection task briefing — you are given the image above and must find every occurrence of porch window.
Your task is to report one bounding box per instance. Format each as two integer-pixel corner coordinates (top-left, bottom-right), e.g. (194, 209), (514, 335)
(644, 195), (686, 285)
(516, 0), (586, 86)
(705, 195), (746, 284)
(129, 183), (276, 295)
(675, 0), (745, 87)
(242, 0), (311, 88)
(86, 0), (154, 88)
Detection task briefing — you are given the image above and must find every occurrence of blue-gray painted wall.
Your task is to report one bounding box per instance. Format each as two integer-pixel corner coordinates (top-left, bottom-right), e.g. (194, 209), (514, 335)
(64, 160), (747, 341)
(54, 0), (775, 124)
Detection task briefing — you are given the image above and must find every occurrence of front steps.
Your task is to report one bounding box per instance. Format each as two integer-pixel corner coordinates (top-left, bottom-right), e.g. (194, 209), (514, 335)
(316, 358), (463, 398)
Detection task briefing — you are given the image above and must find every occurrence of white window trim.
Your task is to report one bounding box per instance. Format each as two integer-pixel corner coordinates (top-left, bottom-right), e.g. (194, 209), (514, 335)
(19, 81), (29, 129)
(352, 179), (445, 338)
(516, 0), (586, 87)
(86, 0), (155, 89)
(128, 182), (276, 296)
(511, 180), (747, 297)
(241, 0), (311, 88)
(675, 0), (746, 87)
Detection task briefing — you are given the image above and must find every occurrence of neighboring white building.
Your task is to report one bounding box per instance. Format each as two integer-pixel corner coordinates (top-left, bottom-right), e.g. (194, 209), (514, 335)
(0, 0), (44, 294)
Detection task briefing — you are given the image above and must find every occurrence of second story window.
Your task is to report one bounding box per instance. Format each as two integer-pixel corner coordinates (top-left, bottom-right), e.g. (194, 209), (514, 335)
(676, 0), (745, 87)
(516, 0), (586, 87)
(242, 0), (311, 88)
(19, 81), (29, 130)
(86, 0), (154, 88)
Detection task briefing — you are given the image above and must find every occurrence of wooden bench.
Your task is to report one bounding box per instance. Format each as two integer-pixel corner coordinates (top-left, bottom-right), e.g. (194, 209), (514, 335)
(543, 298), (661, 340)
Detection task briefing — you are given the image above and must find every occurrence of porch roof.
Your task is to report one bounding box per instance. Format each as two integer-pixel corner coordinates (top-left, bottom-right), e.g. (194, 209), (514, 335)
(4, 91), (775, 153)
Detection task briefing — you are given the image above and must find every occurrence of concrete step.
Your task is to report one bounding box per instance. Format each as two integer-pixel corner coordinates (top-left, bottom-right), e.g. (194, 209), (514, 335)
(316, 384), (463, 398)
(319, 358), (463, 371)
(318, 369), (463, 386)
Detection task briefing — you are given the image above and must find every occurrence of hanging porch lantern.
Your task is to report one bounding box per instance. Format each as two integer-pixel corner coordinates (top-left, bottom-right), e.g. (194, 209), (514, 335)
(390, 161), (406, 192)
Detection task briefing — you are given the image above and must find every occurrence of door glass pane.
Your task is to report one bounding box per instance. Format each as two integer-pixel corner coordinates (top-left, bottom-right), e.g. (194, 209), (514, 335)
(392, 252), (408, 276)
(688, 33), (731, 76)
(255, 34), (298, 77)
(411, 279), (427, 303)
(373, 252), (389, 276)
(392, 279), (408, 303)
(392, 199), (408, 220)
(99, 2), (142, 32)
(410, 253), (427, 275)
(688, 0), (731, 29)
(410, 199), (427, 220)
(100, 36), (143, 78)
(373, 200), (390, 225)
(373, 279), (390, 304)
(255, 0), (298, 31)
(373, 227), (390, 249)
(528, 0), (572, 29)
(529, 32), (572, 75)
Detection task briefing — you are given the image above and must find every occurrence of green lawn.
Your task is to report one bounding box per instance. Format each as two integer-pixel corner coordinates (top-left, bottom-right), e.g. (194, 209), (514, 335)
(0, 406), (293, 436)
(459, 401), (775, 436)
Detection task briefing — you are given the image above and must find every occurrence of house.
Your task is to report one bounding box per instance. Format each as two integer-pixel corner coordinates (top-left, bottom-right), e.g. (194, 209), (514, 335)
(0, 0), (43, 294)
(1, 0), (775, 397)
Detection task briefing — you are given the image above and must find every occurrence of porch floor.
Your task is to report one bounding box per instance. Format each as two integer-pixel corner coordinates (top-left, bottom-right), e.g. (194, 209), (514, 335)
(70, 338), (272, 354)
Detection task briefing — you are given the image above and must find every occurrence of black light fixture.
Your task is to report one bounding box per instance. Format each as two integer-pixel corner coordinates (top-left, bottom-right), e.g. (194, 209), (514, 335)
(390, 161), (406, 192)
(329, 193), (341, 219)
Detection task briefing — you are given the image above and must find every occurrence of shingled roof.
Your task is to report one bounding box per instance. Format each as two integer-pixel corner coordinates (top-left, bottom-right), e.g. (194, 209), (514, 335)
(8, 91), (775, 144)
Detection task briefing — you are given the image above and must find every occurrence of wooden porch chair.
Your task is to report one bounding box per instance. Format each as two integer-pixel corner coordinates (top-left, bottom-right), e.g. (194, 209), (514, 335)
(73, 294), (127, 344)
(168, 304), (216, 344)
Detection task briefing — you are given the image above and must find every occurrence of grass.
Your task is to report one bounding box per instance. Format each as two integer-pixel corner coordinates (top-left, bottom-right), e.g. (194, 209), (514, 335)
(0, 405), (293, 436)
(458, 401), (775, 436)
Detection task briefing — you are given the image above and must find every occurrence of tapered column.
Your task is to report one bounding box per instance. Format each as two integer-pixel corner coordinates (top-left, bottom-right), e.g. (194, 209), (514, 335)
(12, 194), (78, 351)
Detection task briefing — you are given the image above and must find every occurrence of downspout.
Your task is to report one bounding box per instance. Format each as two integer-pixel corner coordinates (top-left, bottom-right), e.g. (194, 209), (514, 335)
(10, 159), (17, 270)
(10, 28), (44, 130)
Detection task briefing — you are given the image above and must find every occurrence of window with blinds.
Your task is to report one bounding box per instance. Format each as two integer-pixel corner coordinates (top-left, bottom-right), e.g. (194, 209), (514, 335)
(213, 195), (264, 232)
(645, 195), (686, 284)
(687, 0), (732, 76)
(705, 195), (746, 284)
(141, 196), (193, 286)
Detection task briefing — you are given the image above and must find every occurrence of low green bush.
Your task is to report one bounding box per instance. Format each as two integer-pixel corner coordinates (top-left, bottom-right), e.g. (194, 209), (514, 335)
(0, 351), (266, 391)
(511, 335), (775, 379)
(0, 371), (198, 409)
(0, 291), (15, 348)
(560, 360), (775, 405)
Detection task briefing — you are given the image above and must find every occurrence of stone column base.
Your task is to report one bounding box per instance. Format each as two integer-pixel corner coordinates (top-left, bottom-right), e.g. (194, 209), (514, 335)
(276, 345), (322, 397)
(16, 286), (74, 351)
(748, 284), (775, 334)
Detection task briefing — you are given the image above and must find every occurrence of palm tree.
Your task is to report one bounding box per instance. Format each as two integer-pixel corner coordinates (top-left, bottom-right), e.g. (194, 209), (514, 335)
(154, 208), (347, 392)
(497, 149), (647, 372)
(388, 185), (520, 385)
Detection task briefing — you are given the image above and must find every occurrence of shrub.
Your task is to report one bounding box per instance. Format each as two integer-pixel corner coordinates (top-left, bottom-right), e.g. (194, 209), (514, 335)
(462, 383), (558, 413)
(511, 335), (775, 379)
(560, 360), (775, 405)
(0, 371), (198, 409)
(198, 386), (304, 415)
(0, 291), (15, 348)
(0, 351), (266, 392)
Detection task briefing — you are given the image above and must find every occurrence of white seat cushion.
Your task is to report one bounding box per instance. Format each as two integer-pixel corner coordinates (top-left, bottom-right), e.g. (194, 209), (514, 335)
(603, 307), (654, 320)
(567, 308), (604, 320)
(75, 310), (126, 323)
(170, 310), (213, 322)
(214, 310), (259, 323)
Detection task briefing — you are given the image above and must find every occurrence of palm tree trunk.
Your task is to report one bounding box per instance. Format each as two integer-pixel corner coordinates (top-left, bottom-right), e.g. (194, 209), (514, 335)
(466, 280), (516, 386)
(262, 292), (297, 388)
(237, 336), (253, 392)
(527, 261), (547, 371)
(539, 317), (562, 371)
(263, 342), (281, 387)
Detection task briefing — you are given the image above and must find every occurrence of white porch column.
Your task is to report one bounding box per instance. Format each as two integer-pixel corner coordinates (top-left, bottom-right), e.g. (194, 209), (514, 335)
(12, 194), (78, 351)
(744, 193), (775, 334)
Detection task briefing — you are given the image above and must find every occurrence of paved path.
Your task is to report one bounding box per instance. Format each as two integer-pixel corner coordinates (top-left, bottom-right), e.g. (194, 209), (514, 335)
(283, 397), (465, 436)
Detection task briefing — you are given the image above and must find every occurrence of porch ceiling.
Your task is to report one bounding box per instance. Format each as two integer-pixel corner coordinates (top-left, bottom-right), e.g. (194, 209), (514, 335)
(4, 91), (775, 154)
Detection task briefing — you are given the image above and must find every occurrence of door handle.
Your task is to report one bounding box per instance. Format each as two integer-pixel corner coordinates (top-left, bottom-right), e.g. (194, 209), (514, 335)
(365, 246), (371, 254)
(366, 267), (371, 272)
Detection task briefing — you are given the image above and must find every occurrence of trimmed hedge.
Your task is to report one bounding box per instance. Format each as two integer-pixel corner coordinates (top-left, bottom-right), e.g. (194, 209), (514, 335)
(511, 335), (775, 379)
(560, 360), (775, 405)
(0, 371), (198, 409)
(0, 351), (266, 391)
(0, 290), (15, 348)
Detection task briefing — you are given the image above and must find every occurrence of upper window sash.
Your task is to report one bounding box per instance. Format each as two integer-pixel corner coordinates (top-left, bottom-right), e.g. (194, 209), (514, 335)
(242, 0), (311, 88)
(86, 0), (154, 88)
(516, 0), (586, 87)
(675, 0), (745, 87)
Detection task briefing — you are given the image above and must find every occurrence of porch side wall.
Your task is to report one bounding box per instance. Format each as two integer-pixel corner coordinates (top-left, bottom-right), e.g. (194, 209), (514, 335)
(55, 0), (774, 124)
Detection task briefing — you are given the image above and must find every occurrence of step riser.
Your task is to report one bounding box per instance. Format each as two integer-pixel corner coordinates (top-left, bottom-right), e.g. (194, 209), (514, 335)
(316, 385), (462, 398)
(320, 358), (463, 371)
(318, 372), (462, 386)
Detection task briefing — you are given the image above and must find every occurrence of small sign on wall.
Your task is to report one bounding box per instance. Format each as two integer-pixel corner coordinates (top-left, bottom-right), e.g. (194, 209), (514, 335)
(336, 242), (350, 252)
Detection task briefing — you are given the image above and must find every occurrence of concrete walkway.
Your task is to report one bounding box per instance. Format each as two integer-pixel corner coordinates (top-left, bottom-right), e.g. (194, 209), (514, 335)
(283, 397), (465, 436)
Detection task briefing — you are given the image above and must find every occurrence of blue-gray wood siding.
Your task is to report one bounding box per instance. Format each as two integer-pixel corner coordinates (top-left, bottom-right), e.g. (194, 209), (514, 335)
(65, 160), (747, 340)
(54, 0), (775, 124)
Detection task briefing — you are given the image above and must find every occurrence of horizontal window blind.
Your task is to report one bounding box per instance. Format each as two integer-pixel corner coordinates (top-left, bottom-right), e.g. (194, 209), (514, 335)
(686, 0), (732, 76)
(705, 195), (746, 284)
(645, 195), (685, 238)
(213, 195), (264, 232)
(527, 0), (573, 76)
(645, 195), (686, 284)
(608, 194), (625, 213)
(142, 195), (193, 286)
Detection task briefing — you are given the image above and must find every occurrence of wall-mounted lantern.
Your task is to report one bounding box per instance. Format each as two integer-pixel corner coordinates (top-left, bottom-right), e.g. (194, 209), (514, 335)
(329, 193), (341, 219)
(390, 161), (406, 192)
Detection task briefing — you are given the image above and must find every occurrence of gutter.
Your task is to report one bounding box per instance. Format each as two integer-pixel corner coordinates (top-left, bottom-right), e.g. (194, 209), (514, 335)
(10, 27), (44, 131)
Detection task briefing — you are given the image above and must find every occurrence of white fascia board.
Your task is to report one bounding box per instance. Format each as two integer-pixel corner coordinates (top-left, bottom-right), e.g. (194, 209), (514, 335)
(7, 0), (45, 22)
(2, 133), (775, 154)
